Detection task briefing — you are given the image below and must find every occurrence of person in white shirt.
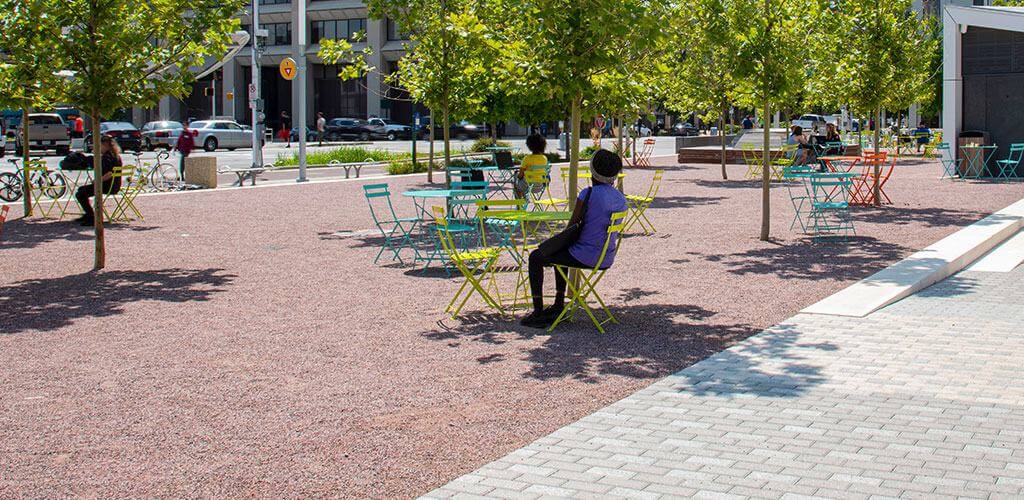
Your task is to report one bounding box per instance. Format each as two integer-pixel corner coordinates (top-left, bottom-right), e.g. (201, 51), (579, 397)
(316, 112), (327, 147)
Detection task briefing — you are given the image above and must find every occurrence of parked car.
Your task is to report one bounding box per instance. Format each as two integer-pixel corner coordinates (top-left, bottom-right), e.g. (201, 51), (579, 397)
(366, 118), (416, 141)
(84, 122), (142, 153)
(669, 122), (699, 137)
(15, 113), (71, 156)
(323, 118), (374, 141)
(418, 117), (482, 140)
(189, 119), (254, 151)
(289, 126), (318, 142)
(792, 114), (829, 136)
(140, 120), (184, 151)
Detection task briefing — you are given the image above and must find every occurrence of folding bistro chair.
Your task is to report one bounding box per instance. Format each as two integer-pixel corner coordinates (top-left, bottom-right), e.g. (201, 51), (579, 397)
(102, 166), (144, 222)
(996, 144), (1024, 179)
(363, 183), (418, 264)
(25, 160), (66, 218)
(433, 206), (504, 318)
(770, 144), (798, 181)
(782, 165), (817, 232)
(632, 138), (656, 168)
(476, 198), (527, 262)
(548, 210), (629, 333)
(525, 168), (567, 213)
(808, 173), (856, 242)
(935, 143), (959, 178)
(740, 144), (763, 179)
(624, 169), (663, 235)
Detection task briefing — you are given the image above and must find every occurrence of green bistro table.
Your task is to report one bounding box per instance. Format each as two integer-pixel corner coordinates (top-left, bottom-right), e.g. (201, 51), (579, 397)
(959, 144), (997, 179)
(402, 188), (487, 270)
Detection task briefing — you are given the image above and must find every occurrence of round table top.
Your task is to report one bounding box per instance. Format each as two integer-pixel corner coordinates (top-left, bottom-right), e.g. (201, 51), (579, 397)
(484, 210), (572, 222)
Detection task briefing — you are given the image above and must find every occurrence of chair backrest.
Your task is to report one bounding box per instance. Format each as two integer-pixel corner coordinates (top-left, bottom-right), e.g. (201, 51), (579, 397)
(494, 151), (515, 170)
(451, 180), (488, 192)
(639, 170), (665, 200)
(431, 205), (460, 257)
(1008, 143), (1024, 162)
(591, 210), (630, 271)
(809, 174), (854, 205)
(363, 183), (400, 225)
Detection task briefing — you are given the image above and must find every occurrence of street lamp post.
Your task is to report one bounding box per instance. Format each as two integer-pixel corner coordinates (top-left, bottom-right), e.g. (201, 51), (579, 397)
(296, 0), (308, 183)
(250, 0), (264, 171)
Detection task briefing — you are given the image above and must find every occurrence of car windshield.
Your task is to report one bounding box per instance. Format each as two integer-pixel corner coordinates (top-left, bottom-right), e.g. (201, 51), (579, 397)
(150, 121), (182, 130)
(103, 122), (137, 131)
(28, 115), (63, 125)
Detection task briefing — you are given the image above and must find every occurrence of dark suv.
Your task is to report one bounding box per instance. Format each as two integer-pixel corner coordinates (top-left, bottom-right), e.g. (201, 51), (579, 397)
(323, 118), (373, 141)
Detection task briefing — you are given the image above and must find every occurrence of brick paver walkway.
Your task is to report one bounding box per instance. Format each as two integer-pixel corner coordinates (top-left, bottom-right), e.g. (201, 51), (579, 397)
(426, 266), (1024, 499)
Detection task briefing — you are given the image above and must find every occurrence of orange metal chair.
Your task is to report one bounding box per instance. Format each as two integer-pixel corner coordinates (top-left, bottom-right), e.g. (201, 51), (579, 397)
(632, 139), (656, 168)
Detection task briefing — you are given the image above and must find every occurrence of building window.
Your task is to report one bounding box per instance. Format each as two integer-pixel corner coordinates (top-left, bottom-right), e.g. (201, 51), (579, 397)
(263, 22), (291, 46)
(313, 64), (367, 119)
(387, 18), (409, 41)
(310, 19), (367, 44)
(258, 0), (290, 4)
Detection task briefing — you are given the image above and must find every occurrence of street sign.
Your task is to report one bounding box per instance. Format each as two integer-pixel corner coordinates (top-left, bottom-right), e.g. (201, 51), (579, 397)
(279, 58), (297, 81)
(248, 83), (256, 99)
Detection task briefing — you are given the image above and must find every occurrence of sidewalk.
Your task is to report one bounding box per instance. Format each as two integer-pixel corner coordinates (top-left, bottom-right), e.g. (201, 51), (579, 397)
(425, 265), (1024, 499)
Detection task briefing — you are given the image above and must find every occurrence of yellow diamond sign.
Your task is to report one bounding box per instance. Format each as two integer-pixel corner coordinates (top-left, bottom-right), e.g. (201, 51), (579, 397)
(279, 57), (297, 81)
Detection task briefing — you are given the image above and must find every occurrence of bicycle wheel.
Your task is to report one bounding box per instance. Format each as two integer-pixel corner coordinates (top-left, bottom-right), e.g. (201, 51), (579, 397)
(149, 162), (179, 191)
(45, 172), (68, 199)
(0, 172), (22, 202)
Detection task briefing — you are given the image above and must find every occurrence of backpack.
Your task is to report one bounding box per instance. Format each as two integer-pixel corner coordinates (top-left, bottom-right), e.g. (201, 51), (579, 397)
(60, 151), (91, 171)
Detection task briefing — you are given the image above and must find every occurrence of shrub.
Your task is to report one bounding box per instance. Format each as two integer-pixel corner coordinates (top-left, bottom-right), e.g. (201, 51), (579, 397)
(580, 145), (600, 160)
(470, 137), (511, 152)
(386, 159), (430, 175)
(275, 146), (407, 166)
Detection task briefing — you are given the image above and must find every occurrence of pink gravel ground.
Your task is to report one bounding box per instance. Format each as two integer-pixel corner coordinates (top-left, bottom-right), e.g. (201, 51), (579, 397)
(1, 156), (1022, 496)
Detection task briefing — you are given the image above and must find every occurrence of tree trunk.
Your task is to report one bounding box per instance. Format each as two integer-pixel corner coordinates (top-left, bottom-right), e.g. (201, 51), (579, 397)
(760, 100), (771, 242)
(617, 115), (624, 161)
(568, 93), (582, 202)
(873, 107), (882, 207)
(490, 121), (497, 145)
(20, 104), (32, 216)
(427, 109), (435, 184)
(443, 104), (451, 188)
(91, 113), (105, 269)
(719, 107), (728, 180)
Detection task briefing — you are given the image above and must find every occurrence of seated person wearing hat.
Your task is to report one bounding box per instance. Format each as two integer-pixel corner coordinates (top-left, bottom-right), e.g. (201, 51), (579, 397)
(522, 149), (628, 329)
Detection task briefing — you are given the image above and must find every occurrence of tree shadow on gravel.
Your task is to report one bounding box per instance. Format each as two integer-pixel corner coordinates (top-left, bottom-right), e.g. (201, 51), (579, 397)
(672, 322), (836, 398)
(0, 268), (235, 335)
(852, 205), (997, 228)
(703, 236), (909, 281)
(649, 195), (727, 210)
(425, 298), (762, 383)
(691, 179), (763, 190)
(0, 218), (159, 250)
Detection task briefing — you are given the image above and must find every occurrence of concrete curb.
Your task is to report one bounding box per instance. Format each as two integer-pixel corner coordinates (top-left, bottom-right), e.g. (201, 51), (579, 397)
(802, 197), (1024, 317)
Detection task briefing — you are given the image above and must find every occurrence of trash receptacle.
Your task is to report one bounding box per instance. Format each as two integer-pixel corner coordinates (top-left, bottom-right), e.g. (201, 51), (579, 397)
(957, 130), (991, 177)
(558, 132), (567, 151)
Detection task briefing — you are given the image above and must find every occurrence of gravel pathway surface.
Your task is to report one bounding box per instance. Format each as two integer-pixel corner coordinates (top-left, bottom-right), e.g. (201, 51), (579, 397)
(1, 157), (1021, 497)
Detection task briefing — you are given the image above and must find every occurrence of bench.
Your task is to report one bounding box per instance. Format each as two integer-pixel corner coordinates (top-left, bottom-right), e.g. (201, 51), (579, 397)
(328, 158), (377, 179)
(218, 164), (275, 187)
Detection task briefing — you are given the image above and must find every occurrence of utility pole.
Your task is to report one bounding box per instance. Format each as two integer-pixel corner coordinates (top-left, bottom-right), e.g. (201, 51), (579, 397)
(250, 0), (265, 170)
(296, 0), (308, 182)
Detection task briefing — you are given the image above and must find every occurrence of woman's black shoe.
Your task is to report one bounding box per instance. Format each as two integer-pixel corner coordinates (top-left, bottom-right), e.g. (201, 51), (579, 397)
(520, 311), (553, 329)
(79, 217), (94, 227)
(542, 304), (565, 319)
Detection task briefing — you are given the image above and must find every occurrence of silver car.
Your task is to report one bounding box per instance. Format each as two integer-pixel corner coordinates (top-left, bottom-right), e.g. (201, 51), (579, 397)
(141, 120), (184, 151)
(189, 120), (254, 152)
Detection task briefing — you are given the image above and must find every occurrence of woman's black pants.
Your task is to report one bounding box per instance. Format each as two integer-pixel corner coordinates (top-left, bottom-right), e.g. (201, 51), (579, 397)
(528, 247), (586, 313)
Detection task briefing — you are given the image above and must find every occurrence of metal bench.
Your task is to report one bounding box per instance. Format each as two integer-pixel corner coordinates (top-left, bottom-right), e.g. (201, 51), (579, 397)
(328, 158), (376, 179)
(218, 163), (275, 187)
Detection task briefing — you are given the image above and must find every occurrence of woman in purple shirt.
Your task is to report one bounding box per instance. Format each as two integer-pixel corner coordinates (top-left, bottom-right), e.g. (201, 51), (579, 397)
(522, 149), (627, 329)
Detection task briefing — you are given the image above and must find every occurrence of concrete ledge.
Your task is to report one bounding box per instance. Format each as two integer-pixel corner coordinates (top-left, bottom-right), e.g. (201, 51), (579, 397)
(802, 197), (1024, 317)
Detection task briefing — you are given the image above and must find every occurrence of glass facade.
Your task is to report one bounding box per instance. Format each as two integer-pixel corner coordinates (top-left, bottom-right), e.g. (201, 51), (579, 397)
(313, 64), (367, 119)
(310, 19), (367, 44)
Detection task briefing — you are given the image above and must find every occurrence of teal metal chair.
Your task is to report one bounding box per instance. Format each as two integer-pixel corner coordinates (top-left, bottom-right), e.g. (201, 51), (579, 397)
(996, 144), (1024, 179)
(935, 142), (959, 179)
(363, 183), (418, 264)
(808, 173), (856, 242)
(782, 165), (817, 232)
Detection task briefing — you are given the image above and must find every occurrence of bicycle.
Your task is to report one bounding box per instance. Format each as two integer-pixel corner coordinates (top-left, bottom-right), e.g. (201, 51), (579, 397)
(0, 158), (68, 203)
(147, 150), (181, 191)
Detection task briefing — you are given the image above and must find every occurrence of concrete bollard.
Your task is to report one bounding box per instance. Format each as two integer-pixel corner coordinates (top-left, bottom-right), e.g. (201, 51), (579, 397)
(184, 156), (217, 188)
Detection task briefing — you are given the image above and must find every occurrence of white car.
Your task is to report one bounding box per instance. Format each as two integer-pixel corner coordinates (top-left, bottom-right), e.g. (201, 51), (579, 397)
(792, 114), (828, 136)
(189, 119), (255, 151)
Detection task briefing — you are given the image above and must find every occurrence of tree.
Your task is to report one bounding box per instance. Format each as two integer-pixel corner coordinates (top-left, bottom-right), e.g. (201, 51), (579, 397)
(0, 0), (67, 216)
(810, 0), (936, 205)
(520, 0), (668, 202)
(731, 0), (813, 241)
(369, 0), (493, 179)
(49, 0), (244, 269)
(662, 0), (741, 180)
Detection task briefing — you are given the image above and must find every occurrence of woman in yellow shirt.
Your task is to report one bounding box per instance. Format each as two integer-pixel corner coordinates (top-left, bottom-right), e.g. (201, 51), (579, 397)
(516, 133), (549, 198)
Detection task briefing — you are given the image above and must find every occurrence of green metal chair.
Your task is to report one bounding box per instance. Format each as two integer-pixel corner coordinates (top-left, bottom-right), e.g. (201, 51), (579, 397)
(935, 143), (959, 179)
(782, 165), (817, 232)
(808, 173), (856, 242)
(363, 183), (418, 264)
(996, 143), (1024, 179)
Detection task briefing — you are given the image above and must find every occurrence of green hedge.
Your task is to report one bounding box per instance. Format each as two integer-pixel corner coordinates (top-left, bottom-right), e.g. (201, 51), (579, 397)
(470, 138), (512, 152)
(274, 146), (407, 166)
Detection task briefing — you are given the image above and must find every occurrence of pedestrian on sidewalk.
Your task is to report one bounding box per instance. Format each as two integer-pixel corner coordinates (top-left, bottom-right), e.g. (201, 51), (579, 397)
(175, 124), (195, 178)
(316, 111), (326, 147)
(281, 110), (292, 148)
